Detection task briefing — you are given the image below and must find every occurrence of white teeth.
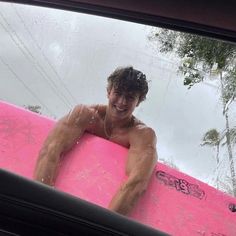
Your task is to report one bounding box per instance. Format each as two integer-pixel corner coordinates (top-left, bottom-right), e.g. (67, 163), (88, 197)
(115, 106), (125, 112)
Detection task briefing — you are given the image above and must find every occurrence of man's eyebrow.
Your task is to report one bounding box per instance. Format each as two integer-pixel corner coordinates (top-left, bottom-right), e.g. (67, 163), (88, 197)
(126, 93), (138, 98)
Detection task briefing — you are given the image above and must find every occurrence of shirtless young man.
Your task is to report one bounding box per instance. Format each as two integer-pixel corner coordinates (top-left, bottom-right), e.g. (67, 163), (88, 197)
(34, 66), (158, 216)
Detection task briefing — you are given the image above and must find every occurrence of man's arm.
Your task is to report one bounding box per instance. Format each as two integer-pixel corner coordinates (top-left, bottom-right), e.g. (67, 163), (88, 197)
(34, 105), (91, 186)
(108, 127), (157, 215)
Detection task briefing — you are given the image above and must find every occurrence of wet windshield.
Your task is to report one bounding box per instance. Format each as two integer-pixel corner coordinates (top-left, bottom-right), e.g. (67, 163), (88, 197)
(1, 2), (236, 199)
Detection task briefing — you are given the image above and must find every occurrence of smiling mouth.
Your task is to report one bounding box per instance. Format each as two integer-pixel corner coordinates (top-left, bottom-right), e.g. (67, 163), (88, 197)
(114, 105), (127, 112)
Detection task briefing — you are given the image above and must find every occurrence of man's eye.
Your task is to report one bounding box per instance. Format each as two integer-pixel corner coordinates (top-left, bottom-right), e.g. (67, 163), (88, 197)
(127, 96), (135, 100)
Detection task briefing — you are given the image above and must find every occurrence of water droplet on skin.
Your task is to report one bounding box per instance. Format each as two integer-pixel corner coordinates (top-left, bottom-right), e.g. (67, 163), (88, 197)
(41, 178), (44, 182)
(89, 116), (95, 124)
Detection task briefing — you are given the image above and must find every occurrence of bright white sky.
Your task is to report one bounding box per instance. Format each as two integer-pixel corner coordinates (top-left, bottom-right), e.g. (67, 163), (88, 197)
(1, 2), (235, 190)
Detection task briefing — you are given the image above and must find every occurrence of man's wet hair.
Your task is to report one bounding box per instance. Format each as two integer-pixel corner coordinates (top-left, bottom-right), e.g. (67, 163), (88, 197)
(107, 66), (148, 102)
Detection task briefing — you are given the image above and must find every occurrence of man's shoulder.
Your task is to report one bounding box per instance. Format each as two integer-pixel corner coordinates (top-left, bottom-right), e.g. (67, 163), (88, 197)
(130, 122), (157, 143)
(132, 124), (156, 136)
(69, 104), (106, 127)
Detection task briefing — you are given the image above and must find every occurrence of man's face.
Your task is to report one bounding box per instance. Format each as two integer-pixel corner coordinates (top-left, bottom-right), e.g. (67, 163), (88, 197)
(107, 87), (140, 120)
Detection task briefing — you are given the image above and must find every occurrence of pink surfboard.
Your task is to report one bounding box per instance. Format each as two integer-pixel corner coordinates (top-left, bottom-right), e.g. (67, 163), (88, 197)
(0, 101), (236, 235)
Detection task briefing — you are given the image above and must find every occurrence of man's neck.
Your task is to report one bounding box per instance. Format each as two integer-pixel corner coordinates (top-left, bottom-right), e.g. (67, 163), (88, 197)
(104, 109), (134, 130)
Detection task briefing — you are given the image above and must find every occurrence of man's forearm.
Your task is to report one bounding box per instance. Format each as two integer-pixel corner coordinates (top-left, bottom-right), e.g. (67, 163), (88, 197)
(108, 180), (146, 215)
(34, 154), (60, 186)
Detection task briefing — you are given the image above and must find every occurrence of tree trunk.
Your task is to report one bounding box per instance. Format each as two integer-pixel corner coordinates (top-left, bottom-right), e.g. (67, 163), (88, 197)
(224, 112), (236, 196)
(216, 144), (220, 189)
(220, 72), (236, 196)
(216, 144), (220, 165)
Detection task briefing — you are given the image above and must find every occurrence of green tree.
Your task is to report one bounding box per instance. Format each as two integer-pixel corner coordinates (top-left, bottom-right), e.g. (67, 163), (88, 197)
(201, 127), (236, 193)
(201, 129), (221, 165)
(149, 29), (236, 196)
(201, 129), (222, 189)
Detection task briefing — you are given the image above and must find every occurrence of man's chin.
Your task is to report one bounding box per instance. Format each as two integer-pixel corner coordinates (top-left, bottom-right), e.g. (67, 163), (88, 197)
(112, 113), (126, 119)
(111, 110), (128, 119)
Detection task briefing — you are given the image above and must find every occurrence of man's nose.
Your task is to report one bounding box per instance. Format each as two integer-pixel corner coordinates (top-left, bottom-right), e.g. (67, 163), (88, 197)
(117, 95), (127, 105)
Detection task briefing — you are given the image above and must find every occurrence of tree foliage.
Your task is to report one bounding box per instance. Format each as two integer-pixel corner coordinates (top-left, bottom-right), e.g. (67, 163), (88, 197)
(201, 129), (221, 147)
(149, 28), (236, 195)
(24, 105), (41, 114)
(149, 29), (236, 93)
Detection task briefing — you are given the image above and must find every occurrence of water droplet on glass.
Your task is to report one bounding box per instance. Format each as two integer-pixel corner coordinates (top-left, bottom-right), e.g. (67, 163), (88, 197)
(67, 109), (73, 122)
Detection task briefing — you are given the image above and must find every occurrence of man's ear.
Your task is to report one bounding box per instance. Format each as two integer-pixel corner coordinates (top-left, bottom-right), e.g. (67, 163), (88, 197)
(136, 98), (142, 107)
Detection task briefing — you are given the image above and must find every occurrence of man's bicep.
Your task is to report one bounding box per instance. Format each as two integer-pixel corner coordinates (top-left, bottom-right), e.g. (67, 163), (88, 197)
(134, 146), (157, 176)
(128, 128), (157, 178)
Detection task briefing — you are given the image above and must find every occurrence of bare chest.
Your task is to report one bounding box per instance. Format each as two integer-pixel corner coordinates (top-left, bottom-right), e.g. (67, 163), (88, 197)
(86, 119), (130, 148)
